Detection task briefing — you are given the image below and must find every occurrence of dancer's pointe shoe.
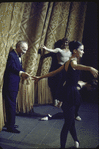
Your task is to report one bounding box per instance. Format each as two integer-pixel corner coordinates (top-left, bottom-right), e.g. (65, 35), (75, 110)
(48, 114), (52, 118)
(54, 99), (59, 107)
(54, 99), (62, 108)
(40, 114), (52, 121)
(57, 101), (63, 108)
(75, 116), (81, 121)
(74, 141), (80, 148)
(40, 116), (48, 121)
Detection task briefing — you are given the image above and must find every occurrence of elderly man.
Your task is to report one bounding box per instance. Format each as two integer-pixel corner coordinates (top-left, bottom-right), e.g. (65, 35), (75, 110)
(3, 41), (30, 133)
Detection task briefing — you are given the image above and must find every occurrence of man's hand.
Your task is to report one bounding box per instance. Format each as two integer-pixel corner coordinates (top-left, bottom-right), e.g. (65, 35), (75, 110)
(21, 72), (30, 80)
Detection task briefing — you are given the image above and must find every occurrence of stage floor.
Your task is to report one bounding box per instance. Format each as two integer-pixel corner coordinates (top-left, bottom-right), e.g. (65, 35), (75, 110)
(0, 100), (98, 149)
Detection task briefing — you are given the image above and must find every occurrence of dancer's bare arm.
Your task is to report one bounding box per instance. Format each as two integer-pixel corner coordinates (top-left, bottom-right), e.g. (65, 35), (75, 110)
(71, 60), (98, 78)
(32, 64), (64, 83)
(40, 45), (59, 53)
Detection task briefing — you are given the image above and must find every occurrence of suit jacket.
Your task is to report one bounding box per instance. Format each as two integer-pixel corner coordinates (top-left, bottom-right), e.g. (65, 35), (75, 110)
(3, 50), (24, 92)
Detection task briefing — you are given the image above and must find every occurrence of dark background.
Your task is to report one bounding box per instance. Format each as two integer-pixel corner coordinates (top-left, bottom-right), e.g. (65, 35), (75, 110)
(82, 2), (98, 82)
(80, 2), (98, 103)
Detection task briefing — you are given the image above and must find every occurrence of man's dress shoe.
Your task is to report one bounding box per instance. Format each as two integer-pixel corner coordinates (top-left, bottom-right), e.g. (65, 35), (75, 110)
(7, 128), (20, 133)
(4, 123), (19, 128)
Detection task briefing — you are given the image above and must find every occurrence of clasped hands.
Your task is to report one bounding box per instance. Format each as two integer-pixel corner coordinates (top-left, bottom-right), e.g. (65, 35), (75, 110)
(21, 72), (40, 83)
(21, 67), (98, 84)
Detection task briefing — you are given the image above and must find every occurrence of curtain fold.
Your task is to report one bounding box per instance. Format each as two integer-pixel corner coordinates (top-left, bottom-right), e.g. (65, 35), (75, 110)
(16, 2), (53, 113)
(0, 2), (25, 131)
(0, 2), (87, 131)
(65, 2), (87, 41)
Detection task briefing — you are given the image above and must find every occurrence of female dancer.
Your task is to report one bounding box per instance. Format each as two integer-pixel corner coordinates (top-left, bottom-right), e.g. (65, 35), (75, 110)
(33, 41), (98, 148)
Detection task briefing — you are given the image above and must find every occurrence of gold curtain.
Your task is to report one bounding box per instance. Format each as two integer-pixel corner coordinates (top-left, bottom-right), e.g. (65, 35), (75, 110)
(0, 2), (87, 131)
(0, 2), (26, 131)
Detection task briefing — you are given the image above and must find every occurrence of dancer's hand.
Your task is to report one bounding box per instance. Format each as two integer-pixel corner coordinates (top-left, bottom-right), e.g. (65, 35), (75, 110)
(40, 44), (46, 49)
(90, 67), (98, 78)
(31, 76), (40, 83)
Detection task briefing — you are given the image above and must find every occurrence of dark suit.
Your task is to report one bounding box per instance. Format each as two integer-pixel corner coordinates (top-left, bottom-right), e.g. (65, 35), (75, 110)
(3, 49), (24, 129)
